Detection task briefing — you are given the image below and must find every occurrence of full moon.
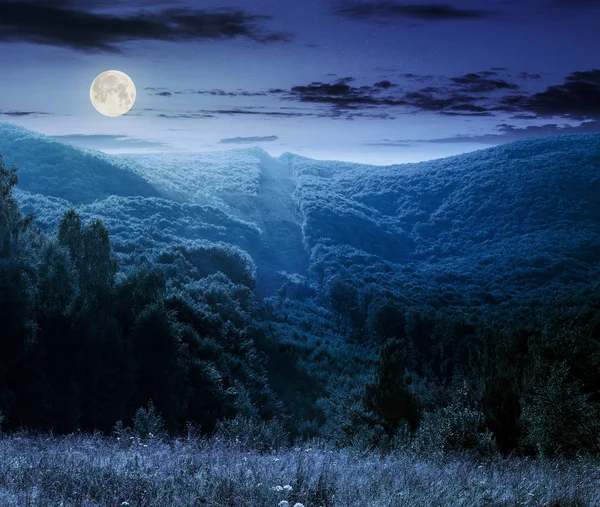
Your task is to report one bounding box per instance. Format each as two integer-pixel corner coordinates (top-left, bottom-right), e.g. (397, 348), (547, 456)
(90, 70), (136, 117)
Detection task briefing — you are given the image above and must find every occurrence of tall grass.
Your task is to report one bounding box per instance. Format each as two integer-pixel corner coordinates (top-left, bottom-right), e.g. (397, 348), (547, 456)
(1, 433), (599, 506)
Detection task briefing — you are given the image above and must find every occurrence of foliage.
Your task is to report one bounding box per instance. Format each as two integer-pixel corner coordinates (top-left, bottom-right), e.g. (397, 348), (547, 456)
(412, 382), (497, 457)
(132, 400), (167, 439)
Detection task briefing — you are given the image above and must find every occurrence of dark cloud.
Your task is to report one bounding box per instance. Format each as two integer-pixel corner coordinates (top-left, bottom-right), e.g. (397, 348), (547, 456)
(0, 1), (289, 53)
(402, 89), (493, 115)
(148, 87), (272, 98)
(286, 81), (406, 108)
(146, 68), (600, 122)
(397, 72), (435, 82)
(335, 1), (494, 22)
(517, 72), (543, 80)
(501, 69), (600, 119)
(157, 108), (302, 120)
(219, 135), (279, 144)
(0, 110), (51, 116)
(450, 72), (520, 93)
(189, 89), (269, 97)
(53, 133), (170, 150)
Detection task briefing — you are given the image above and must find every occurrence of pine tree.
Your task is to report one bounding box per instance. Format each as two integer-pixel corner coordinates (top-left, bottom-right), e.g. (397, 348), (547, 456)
(365, 338), (421, 436)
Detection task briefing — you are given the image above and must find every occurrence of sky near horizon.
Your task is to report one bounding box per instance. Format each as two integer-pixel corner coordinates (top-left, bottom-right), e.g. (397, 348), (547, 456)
(0, 0), (599, 164)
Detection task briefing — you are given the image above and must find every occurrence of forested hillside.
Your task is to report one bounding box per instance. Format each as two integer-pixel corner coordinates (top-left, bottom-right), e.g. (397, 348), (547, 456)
(2, 123), (600, 463)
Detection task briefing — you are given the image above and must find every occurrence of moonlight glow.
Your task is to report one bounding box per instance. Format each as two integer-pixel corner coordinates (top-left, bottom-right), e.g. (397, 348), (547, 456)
(90, 70), (136, 117)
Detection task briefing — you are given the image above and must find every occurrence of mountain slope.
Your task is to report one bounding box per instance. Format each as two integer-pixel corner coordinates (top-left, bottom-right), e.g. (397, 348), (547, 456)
(282, 133), (600, 306)
(0, 123), (161, 203)
(2, 122), (599, 307)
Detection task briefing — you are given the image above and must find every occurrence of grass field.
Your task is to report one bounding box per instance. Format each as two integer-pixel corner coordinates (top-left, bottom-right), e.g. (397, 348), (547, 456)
(1, 433), (599, 506)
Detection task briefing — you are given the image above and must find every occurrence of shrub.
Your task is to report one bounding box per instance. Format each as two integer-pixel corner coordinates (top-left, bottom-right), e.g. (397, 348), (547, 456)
(214, 415), (290, 451)
(521, 362), (600, 459)
(412, 384), (497, 457)
(132, 400), (166, 439)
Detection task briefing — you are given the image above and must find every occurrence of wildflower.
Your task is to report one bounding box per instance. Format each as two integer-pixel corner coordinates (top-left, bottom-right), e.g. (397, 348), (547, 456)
(278, 502), (290, 507)
(283, 485), (293, 492)
(274, 458), (280, 462)
(120, 503), (130, 506)
(293, 504), (305, 507)
(273, 485), (284, 492)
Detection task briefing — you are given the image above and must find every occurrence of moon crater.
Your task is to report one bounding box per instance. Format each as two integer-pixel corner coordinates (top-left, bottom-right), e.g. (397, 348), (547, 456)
(90, 70), (136, 117)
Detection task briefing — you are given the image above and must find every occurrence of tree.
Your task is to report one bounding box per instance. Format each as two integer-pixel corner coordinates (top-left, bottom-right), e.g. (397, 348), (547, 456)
(325, 277), (357, 336)
(368, 300), (406, 343)
(0, 156), (33, 258)
(521, 362), (600, 458)
(364, 338), (421, 435)
(80, 218), (117, 299)
(58, 209), (83, 267)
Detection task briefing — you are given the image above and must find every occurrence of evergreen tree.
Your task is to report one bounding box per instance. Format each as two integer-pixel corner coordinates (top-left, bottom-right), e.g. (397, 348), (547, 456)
(365, 338), (421, 436)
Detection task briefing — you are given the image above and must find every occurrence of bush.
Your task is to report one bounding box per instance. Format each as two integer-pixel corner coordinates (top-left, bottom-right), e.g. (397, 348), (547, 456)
(214, 415), (290, 451)
(132, 400), (166, 439)
(521, 362), (600, 459)
(412, 384), (497, 457)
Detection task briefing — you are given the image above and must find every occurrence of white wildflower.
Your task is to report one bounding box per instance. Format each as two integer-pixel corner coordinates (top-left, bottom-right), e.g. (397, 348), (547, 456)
(283, 485), (293, 492)
(293, 503), (305, 507)
(274, 458), (280, 462)
(120, 503), (130, 506)
(272, 485), (284, 492)
(278, 502), (290, 507)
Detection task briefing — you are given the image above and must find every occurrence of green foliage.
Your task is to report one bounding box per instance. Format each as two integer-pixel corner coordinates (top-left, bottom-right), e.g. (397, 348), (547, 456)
(413, 382), (497, 457)
(0, 155), (33, 258)
(367, 300), (406, 343)
(132, 400), (166, 439)
(521, 362), (600, 459)
(364, 338), (421, 436)
(324, 276), (358, 336)
(214, 414), (290, 451)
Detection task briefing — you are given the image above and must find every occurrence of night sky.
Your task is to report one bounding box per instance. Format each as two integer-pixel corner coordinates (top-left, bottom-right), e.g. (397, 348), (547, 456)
(0, 0), (599, 164)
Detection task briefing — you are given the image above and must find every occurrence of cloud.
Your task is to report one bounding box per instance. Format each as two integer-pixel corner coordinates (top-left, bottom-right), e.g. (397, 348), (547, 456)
(219, 135), (279, 144)
(364, 139), (414, 147)
(402, 89), (493, 116)
(0, 110), (52, 116)
(517, 72), (542, 80)
(501, 69), (600, 119)
(189, 89), (270, 97)
(450, 72), (519, 93)
(0, 1), (289, 53)
(286, 81), (406, 108)
(54, 133), (170, 150)
(145, 68), (600, 122)
(335, 1), (494, 22)
(372, 121), (600, 146)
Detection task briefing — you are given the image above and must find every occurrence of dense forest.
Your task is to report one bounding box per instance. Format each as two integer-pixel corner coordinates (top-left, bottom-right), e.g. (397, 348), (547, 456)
(3, 149), (600, 461)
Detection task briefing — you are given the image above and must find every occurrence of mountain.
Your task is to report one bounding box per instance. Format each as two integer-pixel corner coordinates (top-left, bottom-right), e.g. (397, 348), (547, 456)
(1, 122), (599, 307)
(284, 134), (600, 308)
